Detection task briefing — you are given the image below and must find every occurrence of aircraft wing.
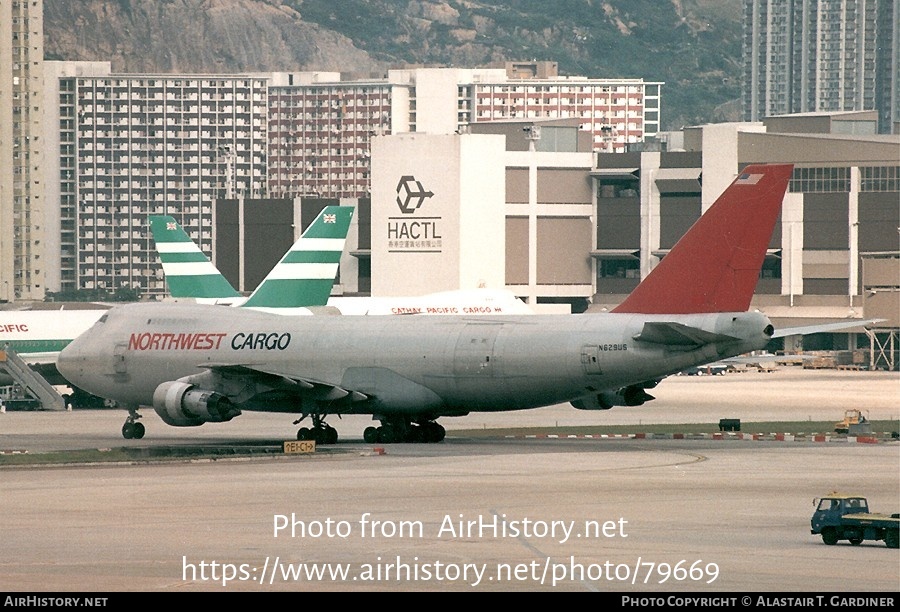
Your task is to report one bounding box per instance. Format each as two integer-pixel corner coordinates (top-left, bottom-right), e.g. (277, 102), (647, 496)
(633, 321), (740, 347)
(771, 319), (885, 338)
(202, 362), (371, 403)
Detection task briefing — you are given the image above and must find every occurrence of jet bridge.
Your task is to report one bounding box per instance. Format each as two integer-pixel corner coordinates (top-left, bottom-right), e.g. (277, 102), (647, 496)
(0, 346), (66, 411)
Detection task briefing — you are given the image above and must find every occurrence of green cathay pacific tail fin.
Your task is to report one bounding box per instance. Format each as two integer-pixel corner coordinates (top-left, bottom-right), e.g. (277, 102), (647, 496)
(148, 215), (241, 300)
(240, 205), (354, 309)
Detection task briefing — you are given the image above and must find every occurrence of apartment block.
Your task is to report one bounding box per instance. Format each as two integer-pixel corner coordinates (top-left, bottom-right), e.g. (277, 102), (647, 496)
(1, 0), (44, 301)
(26, 63), (662, 298)
(742, 0), (898, 133)
(470, 67), (659, 153)
(265, 64), (661, 200)
(47, 65), (269, 297)
(267, 72), (399, 200)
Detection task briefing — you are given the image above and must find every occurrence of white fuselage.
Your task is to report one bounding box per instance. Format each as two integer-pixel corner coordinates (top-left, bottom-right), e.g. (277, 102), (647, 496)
(58, 302), (774, 420)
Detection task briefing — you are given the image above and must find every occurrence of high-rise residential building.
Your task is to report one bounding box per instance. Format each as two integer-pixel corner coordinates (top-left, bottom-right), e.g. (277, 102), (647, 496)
(267, 72), (399, 200)
(874, 0), (900, 133)
(267, 64), (662, 199)
(742, 0), (898, 133)
(8, 15), (675, 304)
(1, 0), (45, 301)
(45, 65), (270, 297)
(470, 64), (660, 152)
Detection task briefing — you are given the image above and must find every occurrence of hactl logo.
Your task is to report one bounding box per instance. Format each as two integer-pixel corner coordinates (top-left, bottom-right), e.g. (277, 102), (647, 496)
(388, 175), (442, 253)
(396, 176), (434, 214)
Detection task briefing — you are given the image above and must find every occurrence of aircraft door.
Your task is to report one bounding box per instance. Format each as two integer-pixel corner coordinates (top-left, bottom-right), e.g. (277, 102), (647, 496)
(114, 342), (128, 374)
(453, 323), (502, 377)
(580, 345), (603, 375)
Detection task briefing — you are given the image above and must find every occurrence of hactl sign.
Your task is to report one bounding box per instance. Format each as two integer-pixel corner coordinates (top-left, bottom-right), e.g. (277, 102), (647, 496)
(387, 176), (442, 253)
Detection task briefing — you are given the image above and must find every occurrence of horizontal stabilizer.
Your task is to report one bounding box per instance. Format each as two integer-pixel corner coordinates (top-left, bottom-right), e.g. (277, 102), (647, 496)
(633, 322), (739, 347)
(772, 319), (885, 338)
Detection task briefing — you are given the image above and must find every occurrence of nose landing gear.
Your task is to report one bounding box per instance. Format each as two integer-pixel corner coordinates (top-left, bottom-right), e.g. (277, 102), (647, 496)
(122, 408), (145, 439)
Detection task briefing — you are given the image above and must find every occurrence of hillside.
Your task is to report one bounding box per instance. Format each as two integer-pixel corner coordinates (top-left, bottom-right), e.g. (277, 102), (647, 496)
(43, 0), (744, 130)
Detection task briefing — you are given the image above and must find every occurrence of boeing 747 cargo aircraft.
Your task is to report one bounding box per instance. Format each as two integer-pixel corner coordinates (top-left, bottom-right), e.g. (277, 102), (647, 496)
(57, 165), (878, 442)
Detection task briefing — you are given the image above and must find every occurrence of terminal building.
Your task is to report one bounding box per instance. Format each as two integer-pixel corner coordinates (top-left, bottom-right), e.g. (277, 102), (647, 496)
(589, 112), (898, 369)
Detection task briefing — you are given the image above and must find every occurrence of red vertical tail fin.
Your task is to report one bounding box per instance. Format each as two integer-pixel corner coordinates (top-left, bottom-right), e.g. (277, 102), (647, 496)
(612, 163), (793, 314)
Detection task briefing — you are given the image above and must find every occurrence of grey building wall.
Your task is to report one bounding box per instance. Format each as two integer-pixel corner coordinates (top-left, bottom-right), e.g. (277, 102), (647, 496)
(214, 197), (343, 294)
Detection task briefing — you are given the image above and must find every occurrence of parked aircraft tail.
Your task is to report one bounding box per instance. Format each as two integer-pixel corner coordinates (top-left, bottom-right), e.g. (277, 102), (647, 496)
(613, 163), (793, 315)
(240, 206), (355, 309)
(148, 215), (242, 303)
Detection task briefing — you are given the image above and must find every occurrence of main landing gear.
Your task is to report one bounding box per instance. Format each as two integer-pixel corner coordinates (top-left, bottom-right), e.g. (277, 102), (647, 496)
(121, 408), (145, 440)
(295, 414), (338, 445)
(363, 417), (445, 444)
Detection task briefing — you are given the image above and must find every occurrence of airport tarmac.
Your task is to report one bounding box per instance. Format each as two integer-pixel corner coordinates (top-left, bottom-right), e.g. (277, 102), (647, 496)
(1, 367), (897, 451)
(0, 368), (898, 593)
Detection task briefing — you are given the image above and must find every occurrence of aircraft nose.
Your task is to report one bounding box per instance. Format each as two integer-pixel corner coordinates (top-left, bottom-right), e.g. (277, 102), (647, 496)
(57, 335), (86, 382)
(56, 342), (75, 378)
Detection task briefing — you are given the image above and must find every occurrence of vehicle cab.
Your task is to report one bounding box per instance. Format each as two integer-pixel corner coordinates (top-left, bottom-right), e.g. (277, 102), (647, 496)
(811, 494), (870, 545)
(812, 494), (869, 530)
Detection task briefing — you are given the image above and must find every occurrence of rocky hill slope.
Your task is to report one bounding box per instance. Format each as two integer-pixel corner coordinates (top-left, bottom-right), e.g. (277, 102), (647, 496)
(43, 0), (743, 129)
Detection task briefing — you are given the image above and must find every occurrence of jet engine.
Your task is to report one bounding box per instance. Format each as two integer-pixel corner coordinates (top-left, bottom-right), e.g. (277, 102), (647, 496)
(571, 384), (656, 410)
(152, 381), (241, 427)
